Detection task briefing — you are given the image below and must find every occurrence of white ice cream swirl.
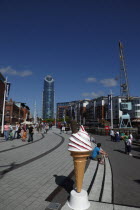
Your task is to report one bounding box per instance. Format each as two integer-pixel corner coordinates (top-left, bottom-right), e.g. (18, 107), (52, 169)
(68, 125), (92, 151)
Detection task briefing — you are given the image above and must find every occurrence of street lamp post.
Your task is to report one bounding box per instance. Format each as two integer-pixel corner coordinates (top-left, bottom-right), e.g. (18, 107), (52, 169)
(110, 90), (113, 129)
(1, 78), (7, 134)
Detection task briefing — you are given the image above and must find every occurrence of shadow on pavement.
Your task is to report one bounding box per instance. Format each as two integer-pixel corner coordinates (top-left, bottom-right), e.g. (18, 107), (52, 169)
(53, 174), (74, 194)
(45, 170), (74, 208)
(114, 149), (140, 159)
(134, 180), (140, 184)
(131, 147), (140, 152)
(113, 149), (126, 154)
(0, 162), (16, 179)
(0, 164), (15, 168)
(133, 155), (140, 159)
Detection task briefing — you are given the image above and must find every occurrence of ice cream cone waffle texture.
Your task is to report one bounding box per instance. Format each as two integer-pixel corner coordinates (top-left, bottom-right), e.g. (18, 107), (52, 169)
(71, 151), (91, 193)
(68, 125), (92, 193)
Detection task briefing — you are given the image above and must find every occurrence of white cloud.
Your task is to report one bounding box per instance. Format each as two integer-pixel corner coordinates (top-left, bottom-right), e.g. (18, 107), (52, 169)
(86, 77), (97, 83)
(82, 92), (90, 97)
(0, 66), (33, 77)
(100, 78), (117, 87)
(82, 91), (104, 98)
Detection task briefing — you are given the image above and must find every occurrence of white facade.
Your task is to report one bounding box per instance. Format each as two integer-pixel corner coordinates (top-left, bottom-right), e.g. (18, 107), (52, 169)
(86, 96), (140, 126)
(130, 98), (140, 119)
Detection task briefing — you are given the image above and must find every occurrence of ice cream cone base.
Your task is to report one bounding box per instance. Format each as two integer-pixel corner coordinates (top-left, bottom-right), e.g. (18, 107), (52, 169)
(67, 189), (90, 210)
(70, 151), (91, 193)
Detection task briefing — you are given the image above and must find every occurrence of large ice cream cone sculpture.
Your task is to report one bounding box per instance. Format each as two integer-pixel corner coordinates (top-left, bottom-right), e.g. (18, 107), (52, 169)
(71, 151), (91, 193)
(68, 123), (92, 193)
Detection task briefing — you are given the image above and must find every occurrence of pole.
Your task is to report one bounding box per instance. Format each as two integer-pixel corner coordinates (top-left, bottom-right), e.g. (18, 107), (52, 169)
(54, 90), (56, 127)
(1, 78), (7, 134)
(70, 105), (73, 120)
(54, 113), (56, 127)
(19, 103), (21, 123)
(79, 103), (81, 125)
(110, 90), (113, 129)
(63, 109), (65, 123)
(75, 105), (77, 122)
(34, 101), (36, 124)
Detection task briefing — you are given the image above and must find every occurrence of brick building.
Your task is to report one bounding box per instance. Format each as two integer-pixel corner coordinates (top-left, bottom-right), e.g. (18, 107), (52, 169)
(5, 100), (30, 124)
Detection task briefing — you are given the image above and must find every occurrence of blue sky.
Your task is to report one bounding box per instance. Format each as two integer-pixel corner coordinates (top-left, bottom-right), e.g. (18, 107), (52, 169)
(0, 0), (140, 116)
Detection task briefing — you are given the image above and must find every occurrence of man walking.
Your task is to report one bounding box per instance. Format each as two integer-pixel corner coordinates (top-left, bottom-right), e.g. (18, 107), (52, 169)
(110, 129), (115, 141)
(28, 125), (34, 142)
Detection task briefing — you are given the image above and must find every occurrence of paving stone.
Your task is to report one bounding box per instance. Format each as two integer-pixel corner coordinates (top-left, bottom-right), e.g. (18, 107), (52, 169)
(1, 127), (136, 210)
(114, 205), (140, 210)
(0, 128), (73, 209)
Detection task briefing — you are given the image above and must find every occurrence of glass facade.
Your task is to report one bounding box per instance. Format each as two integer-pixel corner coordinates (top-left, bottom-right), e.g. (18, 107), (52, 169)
(42, 75), (54, 119)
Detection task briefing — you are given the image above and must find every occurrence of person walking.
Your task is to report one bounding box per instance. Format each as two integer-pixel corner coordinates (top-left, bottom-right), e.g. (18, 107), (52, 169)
(62, 125), (65, 133)
(28, 125), (34, 142)
(124, 132), (129, 154)
(11, 127), (16, 140)
(124, 133), (133, 156)
(129, 133), (133, 141)
(45, 124), (49, 133)
(14, 123), (20, 139)
(3, 123), (10, 141)
(21, 127), (27, 142)
(59, 124), (62, 134)
(17, 125), (21, 139)
(115, 131), (120, 142)
(110, 129), (115, 141)
(126, 137), (133, 156)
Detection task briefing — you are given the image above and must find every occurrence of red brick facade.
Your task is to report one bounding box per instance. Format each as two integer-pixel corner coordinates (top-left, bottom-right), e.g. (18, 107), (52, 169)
(5, 100), (30, 124)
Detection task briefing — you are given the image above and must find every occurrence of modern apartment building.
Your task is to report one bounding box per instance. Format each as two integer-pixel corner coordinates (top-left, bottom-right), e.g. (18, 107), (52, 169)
(57, 96), (140, 127)
(56, 99), (90, 125)
(86, 96), (108, 126)
(57, 102), (70, 120)
(86, 96), (140, 127)
(42, 75), (54, 119)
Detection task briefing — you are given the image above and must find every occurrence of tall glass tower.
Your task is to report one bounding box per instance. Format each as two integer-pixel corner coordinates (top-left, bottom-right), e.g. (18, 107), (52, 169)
(42, 75), (54, 119)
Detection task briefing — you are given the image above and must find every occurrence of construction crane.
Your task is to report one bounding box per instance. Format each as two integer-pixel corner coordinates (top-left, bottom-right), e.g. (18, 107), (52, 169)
(118, 41), (132, 128)
(119, 41), (130, 99)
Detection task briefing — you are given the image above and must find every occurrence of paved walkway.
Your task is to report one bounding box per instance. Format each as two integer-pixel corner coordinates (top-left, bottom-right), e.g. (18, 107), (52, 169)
(0, 128), (139, 210)
(0, 128), (74, 210)
(62, 155), (139, 210)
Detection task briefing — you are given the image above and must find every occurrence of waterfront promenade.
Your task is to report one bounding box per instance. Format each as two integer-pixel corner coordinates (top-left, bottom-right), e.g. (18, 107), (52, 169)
(0, 127), (140, 210)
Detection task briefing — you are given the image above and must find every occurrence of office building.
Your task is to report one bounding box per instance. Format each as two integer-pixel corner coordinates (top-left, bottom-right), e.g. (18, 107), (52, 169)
(42, 75), (54, 119)
(57, 99), (89, 125)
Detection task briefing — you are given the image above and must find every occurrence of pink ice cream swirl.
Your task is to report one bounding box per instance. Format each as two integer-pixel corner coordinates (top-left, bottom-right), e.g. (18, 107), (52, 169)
(68, 125), (92, 152)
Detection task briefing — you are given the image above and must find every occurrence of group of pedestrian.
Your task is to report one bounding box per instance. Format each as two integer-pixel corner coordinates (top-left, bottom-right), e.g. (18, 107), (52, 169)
(90, 128), (134, 164)
(35, 122), (53, 134)
(110, 129), (133, 156)
(123, 132), (133, 156)
(110, 129), (121, 142)
(3, 122), (34, 142)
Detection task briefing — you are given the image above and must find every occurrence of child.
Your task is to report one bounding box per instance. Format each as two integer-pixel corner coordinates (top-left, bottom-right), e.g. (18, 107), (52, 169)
(21, 128), (27, 142)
